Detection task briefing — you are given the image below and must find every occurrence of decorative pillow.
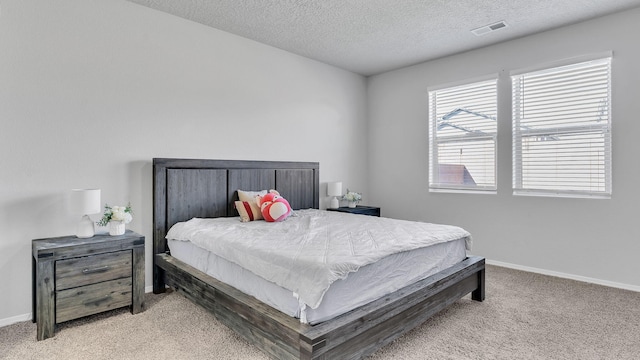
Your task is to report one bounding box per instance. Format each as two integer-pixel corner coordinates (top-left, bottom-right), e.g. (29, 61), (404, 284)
(236, 189), (267, 221)
(235, 201), (262, 222)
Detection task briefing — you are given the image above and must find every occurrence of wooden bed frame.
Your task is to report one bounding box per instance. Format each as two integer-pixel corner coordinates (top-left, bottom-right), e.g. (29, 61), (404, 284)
(153, 158), (485, 360)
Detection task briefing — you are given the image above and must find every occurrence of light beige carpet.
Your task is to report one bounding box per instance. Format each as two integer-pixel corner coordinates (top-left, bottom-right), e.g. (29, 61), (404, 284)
(1, 265), (639, 359)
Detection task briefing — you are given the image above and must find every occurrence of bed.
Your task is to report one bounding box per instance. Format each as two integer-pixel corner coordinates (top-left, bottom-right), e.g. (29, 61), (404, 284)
(153, 158), (485, 360)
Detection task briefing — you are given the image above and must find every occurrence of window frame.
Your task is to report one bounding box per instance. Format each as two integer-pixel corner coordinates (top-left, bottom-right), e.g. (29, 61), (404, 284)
(428, 76), (498, 194)
(511, 54), (612, 199)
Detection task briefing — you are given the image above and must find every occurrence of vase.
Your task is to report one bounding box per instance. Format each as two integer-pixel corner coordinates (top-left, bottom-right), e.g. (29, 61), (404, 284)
(348, 202), (357, 208)
(109, 220), (125, 236)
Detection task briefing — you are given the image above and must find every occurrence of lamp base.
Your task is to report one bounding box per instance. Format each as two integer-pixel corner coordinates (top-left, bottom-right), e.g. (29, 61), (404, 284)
(330, 197), (340, 209)
(76, 215), (95, 238)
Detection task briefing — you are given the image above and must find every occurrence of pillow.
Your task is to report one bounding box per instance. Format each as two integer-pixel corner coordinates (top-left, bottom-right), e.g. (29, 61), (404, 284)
(235, 200), (263, 222)
(237, 189), (267, 202)
(236, 189), (267, 221)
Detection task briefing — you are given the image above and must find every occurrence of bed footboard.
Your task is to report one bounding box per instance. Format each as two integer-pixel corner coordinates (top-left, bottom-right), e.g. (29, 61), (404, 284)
(155, 253), (485, 360)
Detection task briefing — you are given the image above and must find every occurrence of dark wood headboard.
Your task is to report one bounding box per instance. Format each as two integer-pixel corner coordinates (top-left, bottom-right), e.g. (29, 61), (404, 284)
(152, 158), (319, 260)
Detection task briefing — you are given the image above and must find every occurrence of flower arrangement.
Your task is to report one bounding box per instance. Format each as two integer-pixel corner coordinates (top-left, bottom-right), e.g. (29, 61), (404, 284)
(342, 189), (362, 203)
(97, 203), (133, 227)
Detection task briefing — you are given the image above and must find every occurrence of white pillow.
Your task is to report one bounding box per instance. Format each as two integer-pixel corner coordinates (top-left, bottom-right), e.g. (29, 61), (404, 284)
(235, 201), (261, 222)
(236, 189), (268, 221)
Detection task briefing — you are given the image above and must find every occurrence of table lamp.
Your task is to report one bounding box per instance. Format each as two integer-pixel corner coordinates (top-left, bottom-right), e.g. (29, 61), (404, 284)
(70, 189), (101, 238)
(327, 182), (342, 209)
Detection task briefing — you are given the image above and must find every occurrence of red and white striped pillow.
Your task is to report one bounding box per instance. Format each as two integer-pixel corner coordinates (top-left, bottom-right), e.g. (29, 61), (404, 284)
(235, 200), (262, 222)
(235, 189), (267, 222)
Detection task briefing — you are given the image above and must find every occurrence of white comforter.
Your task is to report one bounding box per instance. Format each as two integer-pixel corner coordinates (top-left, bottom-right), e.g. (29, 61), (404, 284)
(166, 209), (471, 309)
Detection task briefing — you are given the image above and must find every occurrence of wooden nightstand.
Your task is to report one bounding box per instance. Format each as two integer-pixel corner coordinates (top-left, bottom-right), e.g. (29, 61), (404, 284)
(32, 230), (145, 341)
(327, 205), (381, 217)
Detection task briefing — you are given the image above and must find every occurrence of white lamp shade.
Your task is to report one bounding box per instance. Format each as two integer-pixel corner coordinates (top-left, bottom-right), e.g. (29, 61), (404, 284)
(328, 182), (342, 197)
(70, 189), (101, 215)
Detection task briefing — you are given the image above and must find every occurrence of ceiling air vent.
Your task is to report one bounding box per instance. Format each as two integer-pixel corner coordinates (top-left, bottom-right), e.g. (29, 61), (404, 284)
(471, 21), (508, 36)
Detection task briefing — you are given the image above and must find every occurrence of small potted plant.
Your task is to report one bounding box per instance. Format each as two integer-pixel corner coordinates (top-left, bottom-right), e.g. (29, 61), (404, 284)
(97, 203), (133, 236)
(342, 189), (362, 208)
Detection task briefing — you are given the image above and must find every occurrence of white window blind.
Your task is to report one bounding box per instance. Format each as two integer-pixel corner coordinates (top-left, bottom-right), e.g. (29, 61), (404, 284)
(512, 57), (611, 198)
(429, 79), (497, 192)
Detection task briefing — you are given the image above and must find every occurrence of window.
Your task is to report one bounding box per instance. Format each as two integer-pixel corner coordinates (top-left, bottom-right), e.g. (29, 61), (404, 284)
(429, 78), (497, 192)
(512, 56), (611, 198)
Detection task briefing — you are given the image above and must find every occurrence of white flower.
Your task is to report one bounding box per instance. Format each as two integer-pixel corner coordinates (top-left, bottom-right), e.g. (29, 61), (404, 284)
(342, 189), (362, 202)
(111, 207), (133, 224)
(97, 203), (133, 226)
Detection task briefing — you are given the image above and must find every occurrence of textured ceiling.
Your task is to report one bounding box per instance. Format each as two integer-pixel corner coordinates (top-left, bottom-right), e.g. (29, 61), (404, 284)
(127, 0), (640, 76)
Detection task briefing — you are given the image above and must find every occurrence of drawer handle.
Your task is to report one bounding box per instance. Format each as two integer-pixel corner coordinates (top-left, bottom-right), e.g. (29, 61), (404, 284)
(82, 266), (110, 274)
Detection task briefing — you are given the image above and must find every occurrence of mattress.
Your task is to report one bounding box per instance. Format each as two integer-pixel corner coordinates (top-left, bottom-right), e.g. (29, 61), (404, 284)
(167, 211), (468, 324)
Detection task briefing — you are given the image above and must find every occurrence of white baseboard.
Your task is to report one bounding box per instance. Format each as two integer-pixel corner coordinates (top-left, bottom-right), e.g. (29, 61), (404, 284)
(486, 258), (640, 293)
(0, 313), (31, 328)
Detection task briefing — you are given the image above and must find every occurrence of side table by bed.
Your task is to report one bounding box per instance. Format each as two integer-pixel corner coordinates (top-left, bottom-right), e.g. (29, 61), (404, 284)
(327, 205), (381, 217)
(32, 230), (145, 340)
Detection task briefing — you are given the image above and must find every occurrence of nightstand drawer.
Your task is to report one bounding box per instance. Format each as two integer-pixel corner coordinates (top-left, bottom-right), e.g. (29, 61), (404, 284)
(56, 278), (133, 323)
(55, 250), (132, 291)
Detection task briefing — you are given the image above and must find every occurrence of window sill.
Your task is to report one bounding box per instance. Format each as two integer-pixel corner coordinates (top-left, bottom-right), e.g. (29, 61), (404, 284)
(429, 188), (497, 195)
(512, 190), (611, 200)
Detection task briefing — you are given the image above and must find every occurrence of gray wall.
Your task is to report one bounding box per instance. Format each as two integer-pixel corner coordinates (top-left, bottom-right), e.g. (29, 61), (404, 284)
(0, 0), (368, 323)
(368, 8), (640, 288)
